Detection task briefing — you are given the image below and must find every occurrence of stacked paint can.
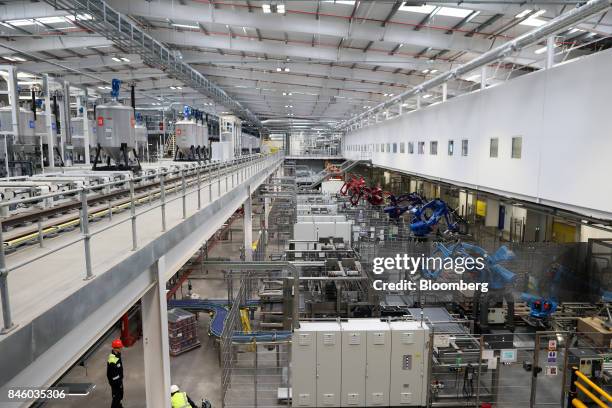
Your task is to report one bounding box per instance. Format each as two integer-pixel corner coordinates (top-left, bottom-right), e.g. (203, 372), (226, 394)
(167, 308), (201, 356)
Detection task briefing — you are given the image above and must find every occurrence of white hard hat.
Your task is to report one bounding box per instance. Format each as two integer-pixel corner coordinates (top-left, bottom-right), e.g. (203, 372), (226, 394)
(170, 385), (180, 394)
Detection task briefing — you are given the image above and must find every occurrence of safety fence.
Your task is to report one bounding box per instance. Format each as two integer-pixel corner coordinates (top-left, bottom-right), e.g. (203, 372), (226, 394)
(0, 152), (283, 333)
(427, 329), (612, 408)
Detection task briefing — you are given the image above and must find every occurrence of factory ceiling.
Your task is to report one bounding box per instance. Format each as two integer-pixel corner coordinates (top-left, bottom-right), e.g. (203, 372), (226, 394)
(1, 0), (611, 133)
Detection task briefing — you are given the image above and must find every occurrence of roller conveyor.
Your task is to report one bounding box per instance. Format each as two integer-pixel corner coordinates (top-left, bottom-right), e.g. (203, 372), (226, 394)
(168, 299), (291, 342)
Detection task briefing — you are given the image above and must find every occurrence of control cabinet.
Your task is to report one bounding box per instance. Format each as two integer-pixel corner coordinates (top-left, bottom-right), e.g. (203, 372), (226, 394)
(389, 321), (429, 406)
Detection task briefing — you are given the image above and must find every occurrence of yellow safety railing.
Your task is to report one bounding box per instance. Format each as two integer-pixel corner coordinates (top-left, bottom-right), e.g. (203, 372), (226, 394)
(568, 366), (612, 408)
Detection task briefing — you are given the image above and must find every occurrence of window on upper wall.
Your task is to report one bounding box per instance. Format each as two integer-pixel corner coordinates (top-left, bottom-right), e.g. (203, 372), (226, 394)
(386, 143), (390, 153)
(430, 141), (438, 155)
(461, 139), (469, 156)
(400, 142), (405, 153)
(512, 136), (522, 159)
(408, 142), (414, 154)
(490, 138), (499, 158)
(393, 143), (398, 153)
(375, 144), (379, 153)
(448, 140), (454, 156)
(418, 142), (425, 154)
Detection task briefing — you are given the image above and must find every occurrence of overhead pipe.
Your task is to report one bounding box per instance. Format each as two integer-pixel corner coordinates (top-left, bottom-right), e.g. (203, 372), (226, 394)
(338, 0), (611, 130)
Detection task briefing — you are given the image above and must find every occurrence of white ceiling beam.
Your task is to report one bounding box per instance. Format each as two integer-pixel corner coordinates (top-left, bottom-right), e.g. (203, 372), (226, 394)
(17, 54), (145, 73)
(151, 28), (449, 71)
(0, 35), (112, 56)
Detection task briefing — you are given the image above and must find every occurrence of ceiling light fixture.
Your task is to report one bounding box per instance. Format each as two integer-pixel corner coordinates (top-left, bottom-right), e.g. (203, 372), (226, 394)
(120, 57), (130, 62)
(515, 9), (532, 19)
(111, 57), (121, 62)
(171, 23), (200, 29)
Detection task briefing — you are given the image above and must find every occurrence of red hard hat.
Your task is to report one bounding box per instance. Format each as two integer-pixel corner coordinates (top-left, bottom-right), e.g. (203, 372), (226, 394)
(112, 339), (124, 349)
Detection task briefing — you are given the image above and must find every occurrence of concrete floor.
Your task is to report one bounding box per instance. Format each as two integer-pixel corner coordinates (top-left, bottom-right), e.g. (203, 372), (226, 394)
(45, 214), (260, 408)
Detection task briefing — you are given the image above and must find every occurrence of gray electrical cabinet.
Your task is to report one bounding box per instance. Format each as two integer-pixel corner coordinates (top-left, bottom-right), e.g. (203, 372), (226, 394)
(341, 319), (392, 407)
(340, 321), (366, 406)
(364, 320), (392, 406)
(292, 325), (317, 407)
(316, 322), (342, 406)
(292, 319), (428, 407)
(389, 321), (430, 406)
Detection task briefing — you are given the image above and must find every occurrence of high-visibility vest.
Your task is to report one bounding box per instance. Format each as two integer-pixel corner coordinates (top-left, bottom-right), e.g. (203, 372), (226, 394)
(171, 392), (190, 408)
(108, 354), (119, 365)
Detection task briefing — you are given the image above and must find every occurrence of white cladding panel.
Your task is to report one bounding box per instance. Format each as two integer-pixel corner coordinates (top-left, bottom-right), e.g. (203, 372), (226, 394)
(293, 222), (352, 244)
(316, 326), (342, 407)
(389, 321), (429, 406)
(292, 330), (317, 407)
(365, 327), (391, 406)
(343, 49), (612, 220)
(340, 322), (366, 406)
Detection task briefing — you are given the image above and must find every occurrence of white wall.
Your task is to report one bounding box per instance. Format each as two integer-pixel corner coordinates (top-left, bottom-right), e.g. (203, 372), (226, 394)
(343, 49), (612, 220)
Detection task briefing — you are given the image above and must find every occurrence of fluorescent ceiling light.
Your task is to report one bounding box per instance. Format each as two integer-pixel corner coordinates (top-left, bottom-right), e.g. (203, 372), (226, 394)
(3, 56), (17, 62)
(170, 86), (176, 89)
(430, 69), (438, 74)
(262, 4), (271, 13)
(276, 67), (282, 72)
(515, 9), (532, 19)
(437, 7), (473, 18)
(4, 19), (36, 26)
(120, 57), (130, 62)
(423, 94), (432, 99)
(465, 74), (480, 82)
(284, 67), (290, 72)
(399, 4), (473, 18)
(65, 14), (93, 21)
(37, 16), (69, 24)
(422, 69), (429, 74)
(569, 27), (584, 34)
(171, 23), (199, 29)
(520, 10), (546, 27)
(111, 57), (121, 62)
(98, 86), (106, 90)
(12, 56), (27, 62)
(176, 86), (182, 90)
(521, 17), (546, 27)
(399, 4), (437, 14)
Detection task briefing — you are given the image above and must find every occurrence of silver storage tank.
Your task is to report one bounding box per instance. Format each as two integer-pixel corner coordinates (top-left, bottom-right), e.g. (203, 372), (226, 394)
(95, 100), (136, 164)
(0, 106), (36, 144)
(175, 118), (199, 158)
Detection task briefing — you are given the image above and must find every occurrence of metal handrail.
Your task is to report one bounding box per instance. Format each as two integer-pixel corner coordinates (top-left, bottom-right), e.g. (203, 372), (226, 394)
(0, 152), (283, 333)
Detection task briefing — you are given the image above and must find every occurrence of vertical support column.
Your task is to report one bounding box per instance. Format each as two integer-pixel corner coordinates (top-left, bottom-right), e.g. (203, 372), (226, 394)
(62, 82), (72, 163)
(546, 36), (556, 69)
(82, 90), (91, 165)
(442, 82), (448, 102)
(244, 185), (253, 261)
(43, 75), (55, 169)
(6, 66), (19, 177)
(263, 196), (270, 244)
(480, 66), (487, 90)
(141, 256), (172, 408)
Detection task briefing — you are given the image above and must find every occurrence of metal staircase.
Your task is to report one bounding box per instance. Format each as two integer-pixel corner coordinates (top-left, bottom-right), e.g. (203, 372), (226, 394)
(307, 159), (364, 189)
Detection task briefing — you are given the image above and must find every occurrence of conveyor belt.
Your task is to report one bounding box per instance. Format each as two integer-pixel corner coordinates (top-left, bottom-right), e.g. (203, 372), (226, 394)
(168, 299), (291, 341)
